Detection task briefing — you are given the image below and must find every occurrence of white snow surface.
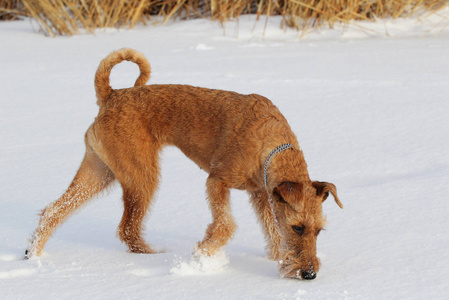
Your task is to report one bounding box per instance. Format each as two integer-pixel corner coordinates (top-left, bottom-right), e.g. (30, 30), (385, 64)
(1, 12), (449, 299)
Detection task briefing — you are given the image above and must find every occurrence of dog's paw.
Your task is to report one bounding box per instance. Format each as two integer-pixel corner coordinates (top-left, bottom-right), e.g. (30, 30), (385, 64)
(193, 242), (220, 258)
(24, 248), (39, 260)
(128, 245), (163, 254)
(193, 243), (211, 258)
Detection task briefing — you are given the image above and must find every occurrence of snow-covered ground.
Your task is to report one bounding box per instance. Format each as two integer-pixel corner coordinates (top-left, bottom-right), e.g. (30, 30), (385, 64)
(1, 11), (449, 299)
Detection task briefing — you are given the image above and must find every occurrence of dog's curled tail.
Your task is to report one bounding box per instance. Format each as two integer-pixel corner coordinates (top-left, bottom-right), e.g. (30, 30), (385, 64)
(94, 48), (151, 105)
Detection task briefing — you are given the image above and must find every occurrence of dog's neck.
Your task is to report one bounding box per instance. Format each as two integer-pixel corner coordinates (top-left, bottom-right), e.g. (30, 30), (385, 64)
(263, 143), (296, 228)
(263, 144), (310, 228)
(263, 143), (295, 193)
(263, 145), (310, 193)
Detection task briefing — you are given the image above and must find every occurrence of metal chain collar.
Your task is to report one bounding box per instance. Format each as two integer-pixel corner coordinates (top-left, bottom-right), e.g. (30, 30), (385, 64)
(263, 143), (294, 193)
(263, 143), (294, 227)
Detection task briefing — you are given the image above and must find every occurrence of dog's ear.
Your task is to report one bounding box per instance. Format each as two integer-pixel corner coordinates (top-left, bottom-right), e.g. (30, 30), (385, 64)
(273, 181), (303, 207)
(312, 181), (343, 209)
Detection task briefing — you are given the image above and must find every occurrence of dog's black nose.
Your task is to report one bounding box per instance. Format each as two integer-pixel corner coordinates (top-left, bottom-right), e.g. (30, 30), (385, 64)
(301, 270), (317, 280)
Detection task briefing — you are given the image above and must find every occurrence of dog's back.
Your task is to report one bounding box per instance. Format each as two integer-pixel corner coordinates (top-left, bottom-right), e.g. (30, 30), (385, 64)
(93, 48), (296, 174)
(93, 82), (294, 175)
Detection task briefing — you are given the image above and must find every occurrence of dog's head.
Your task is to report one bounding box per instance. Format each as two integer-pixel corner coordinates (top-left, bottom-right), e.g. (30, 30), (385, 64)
(270, 180), (342, 280)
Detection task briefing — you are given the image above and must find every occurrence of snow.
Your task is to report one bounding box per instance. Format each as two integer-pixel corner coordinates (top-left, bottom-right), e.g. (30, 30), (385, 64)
(1, 11), (449, 299)
(170, 250), (230, 276)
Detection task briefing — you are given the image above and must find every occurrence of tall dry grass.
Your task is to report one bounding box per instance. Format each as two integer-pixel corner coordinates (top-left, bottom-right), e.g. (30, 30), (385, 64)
(280, 0), (448, 30)
(0, 0), (25, 20)
(1, 0), (448, 36)
(20, 0), (150, 36)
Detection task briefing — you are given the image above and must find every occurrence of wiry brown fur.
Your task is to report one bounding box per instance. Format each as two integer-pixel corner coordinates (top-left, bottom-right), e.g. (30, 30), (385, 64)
(26, 48), (342, 280)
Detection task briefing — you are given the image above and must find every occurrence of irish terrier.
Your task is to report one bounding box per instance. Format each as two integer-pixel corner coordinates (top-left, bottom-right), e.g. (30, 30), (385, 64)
(26, 48), (343, 280)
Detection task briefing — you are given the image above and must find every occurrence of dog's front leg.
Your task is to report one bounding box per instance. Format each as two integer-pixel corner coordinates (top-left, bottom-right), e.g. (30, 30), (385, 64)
(195, 176), (237, 257)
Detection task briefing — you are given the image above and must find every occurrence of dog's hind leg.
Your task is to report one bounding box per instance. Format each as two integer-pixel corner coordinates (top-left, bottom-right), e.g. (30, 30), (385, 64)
(111, 145), (161, 254)
(117, 180), (159, 254)
(26, 148), (115, 258)
(88, 118), (161, 254)
(195, 176), (237, 256)
(249, 190), (282, 260)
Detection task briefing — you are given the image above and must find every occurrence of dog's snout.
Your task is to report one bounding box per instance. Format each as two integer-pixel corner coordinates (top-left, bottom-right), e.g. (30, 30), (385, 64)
(301, 270), (317, 280)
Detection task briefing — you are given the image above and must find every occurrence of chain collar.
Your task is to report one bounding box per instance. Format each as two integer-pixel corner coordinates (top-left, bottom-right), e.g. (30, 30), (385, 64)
(263, 143), (294, 227)
(263, 143), (294, 193)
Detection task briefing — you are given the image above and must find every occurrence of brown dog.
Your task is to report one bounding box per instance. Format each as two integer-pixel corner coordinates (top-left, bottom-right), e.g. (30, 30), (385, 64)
(26, 48), (343, 280)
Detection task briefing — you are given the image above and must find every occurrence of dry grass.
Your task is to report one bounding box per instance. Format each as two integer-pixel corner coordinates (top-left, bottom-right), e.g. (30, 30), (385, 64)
(281, 0), (449, 31)
(20, 0), (150, 36)
(0, 0), (25, 20)
(1, 0), (448, 36)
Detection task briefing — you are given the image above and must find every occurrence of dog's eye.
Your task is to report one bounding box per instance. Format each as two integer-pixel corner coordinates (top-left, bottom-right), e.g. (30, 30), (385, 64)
(292, 225), (304, 236)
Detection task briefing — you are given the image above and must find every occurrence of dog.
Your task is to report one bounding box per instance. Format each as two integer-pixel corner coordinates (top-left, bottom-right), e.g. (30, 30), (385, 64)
(26, 48), (343, 280)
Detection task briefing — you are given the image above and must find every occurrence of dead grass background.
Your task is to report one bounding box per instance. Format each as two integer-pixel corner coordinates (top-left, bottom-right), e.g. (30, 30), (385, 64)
(1, 0), (448, 36)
